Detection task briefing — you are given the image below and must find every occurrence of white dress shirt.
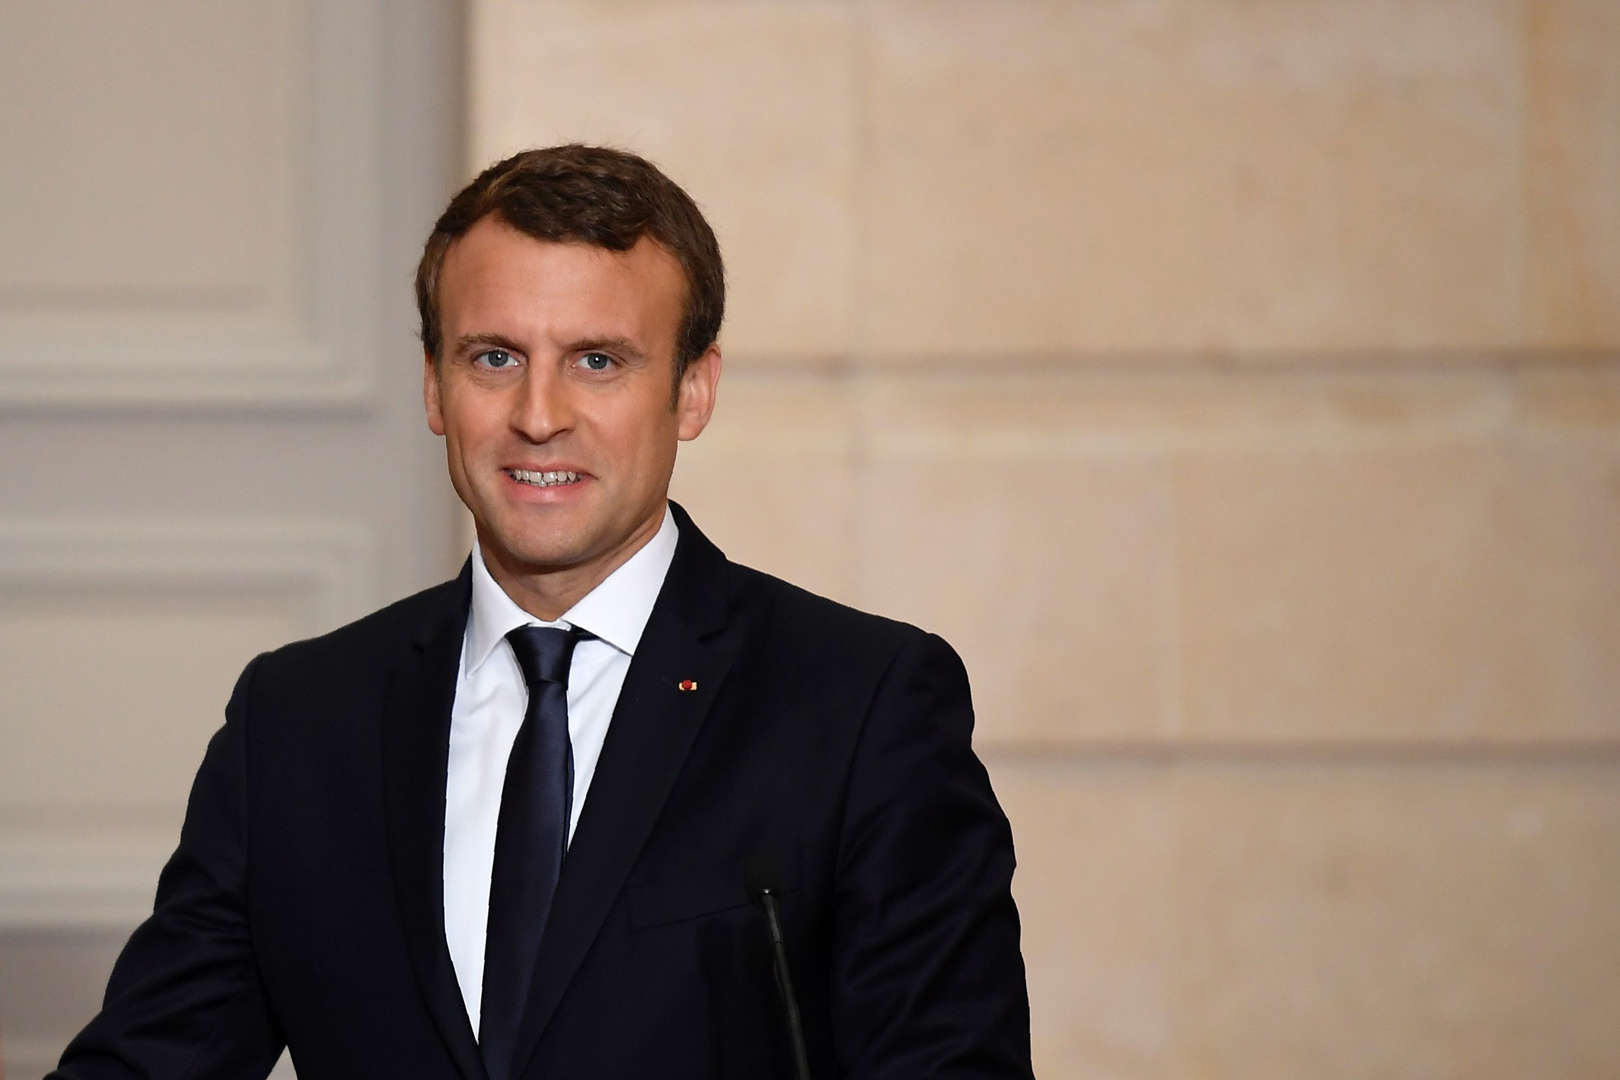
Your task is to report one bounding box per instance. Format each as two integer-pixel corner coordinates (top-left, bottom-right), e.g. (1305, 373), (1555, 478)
(443, 506), (678, 1036)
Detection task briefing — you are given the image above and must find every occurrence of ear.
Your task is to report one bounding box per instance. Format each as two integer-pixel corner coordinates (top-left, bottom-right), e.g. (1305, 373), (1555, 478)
(675, 344), (722, 441)
(424, 351), (446, 436)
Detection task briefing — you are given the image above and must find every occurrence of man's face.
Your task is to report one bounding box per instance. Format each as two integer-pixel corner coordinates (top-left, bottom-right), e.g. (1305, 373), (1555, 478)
(425, 215), (720, 610)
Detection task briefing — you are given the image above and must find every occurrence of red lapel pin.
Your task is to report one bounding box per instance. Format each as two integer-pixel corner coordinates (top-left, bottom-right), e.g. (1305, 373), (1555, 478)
(677, 679), (698, 692)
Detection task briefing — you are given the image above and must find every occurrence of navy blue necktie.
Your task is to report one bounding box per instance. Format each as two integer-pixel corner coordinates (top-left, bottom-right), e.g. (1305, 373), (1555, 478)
(481, 626), (580, 1080)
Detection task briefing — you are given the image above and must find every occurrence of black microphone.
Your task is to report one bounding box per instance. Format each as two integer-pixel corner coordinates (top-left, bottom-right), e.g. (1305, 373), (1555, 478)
(745, 856), (812, 1080)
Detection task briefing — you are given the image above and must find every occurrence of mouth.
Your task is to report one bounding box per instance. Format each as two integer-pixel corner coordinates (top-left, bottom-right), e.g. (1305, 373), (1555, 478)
(506, 468), (583, 489)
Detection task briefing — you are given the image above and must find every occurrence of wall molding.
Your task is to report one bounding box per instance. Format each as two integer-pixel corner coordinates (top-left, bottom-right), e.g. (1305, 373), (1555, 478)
(0, 341), (363, 410)
(0, 517), (377, 631)
(3, 1038), (295, 1078)
(0, 827), (175, 931)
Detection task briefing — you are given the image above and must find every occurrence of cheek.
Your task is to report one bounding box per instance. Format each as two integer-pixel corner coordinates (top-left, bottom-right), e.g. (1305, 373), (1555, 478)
(442, 400), (497, 448)
(631, 418), (681, 468)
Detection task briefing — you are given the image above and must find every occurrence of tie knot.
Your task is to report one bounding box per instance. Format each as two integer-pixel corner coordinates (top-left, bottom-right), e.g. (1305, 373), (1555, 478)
(505, 625), (579, 688)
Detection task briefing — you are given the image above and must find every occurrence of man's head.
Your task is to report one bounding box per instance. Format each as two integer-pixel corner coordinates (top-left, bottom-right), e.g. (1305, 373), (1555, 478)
(416, 145), (725, 382)
(419, 146), (725, 618)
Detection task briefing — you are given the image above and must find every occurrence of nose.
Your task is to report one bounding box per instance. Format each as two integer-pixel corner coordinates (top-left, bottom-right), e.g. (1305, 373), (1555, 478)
(510, 364), (575, 443)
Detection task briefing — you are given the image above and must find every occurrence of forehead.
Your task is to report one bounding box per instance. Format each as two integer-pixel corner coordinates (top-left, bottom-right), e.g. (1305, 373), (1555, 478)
(437, 216), (686, 349)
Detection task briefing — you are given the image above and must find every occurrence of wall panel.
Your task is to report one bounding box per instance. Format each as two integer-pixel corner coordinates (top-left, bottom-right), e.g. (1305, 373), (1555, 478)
(858, 0), (1527, 354)
(0, 520), (373, 928)
(1170, 761), (1620, 1079)
(990, 757), (1174, 1079)
(854, 374), (1180, 744)
(0, 0), (388, 407)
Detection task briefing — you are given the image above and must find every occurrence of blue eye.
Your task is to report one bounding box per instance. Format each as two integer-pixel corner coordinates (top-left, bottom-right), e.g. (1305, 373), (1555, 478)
(578, 352), (614, 372)
(476, 349), (518, 369)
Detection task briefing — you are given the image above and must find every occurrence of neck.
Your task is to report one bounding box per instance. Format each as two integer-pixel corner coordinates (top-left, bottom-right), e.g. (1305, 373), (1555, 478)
(476, 514), (664, 622)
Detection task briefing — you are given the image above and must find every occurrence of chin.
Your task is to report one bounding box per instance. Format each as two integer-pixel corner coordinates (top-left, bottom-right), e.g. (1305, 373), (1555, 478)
(487, 535), (582, 571)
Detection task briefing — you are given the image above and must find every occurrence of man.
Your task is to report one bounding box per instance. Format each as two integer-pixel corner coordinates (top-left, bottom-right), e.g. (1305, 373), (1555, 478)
(54, 146), (1032, 1079)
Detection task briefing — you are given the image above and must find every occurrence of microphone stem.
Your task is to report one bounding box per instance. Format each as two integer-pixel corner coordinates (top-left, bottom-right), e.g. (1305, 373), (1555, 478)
(759, 888), (813, 1080)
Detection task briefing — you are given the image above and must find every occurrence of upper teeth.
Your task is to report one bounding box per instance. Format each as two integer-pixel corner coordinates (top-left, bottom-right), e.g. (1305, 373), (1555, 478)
(512, 469), (578, 487)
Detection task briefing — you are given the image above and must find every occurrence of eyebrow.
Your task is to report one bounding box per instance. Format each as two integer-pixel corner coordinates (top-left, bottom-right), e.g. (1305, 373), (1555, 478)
(563, 335), (648, 363)
(452, 332), (525, 356)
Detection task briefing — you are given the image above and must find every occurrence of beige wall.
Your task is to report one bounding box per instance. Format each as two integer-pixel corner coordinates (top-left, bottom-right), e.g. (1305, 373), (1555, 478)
(472, 1), (1620, 1076)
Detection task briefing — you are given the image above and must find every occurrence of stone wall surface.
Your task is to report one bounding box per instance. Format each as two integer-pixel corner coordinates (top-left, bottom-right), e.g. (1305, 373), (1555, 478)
(472, 2), (1620, 1075)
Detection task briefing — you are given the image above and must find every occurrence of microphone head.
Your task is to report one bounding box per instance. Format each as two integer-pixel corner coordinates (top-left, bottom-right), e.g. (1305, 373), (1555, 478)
(744, 854), (782, 898)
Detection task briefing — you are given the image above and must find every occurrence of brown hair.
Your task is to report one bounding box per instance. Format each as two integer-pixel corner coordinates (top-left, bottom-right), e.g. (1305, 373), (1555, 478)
(416, 145), (725, 377)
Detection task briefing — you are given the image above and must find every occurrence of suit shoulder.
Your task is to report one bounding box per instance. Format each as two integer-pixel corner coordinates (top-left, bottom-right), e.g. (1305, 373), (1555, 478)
(724, 560), (947, 667)
(253, 573), (463, 677)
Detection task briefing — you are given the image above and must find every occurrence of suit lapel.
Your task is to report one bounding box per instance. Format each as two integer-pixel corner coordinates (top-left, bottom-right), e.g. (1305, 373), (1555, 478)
(510, 507), (742, 1074)
(379, 563), (487, 1080)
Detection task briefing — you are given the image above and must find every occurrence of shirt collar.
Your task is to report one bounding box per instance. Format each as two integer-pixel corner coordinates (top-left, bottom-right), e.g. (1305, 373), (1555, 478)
(464, 505), (679, 675)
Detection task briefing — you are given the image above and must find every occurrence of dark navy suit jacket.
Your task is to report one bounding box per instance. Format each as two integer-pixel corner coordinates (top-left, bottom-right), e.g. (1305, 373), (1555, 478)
(53, 504), (1033, 1079)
